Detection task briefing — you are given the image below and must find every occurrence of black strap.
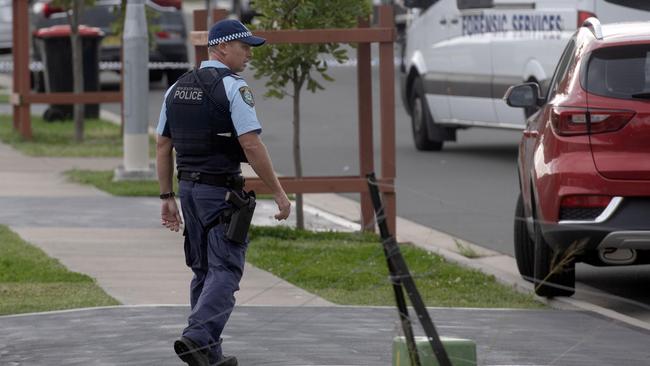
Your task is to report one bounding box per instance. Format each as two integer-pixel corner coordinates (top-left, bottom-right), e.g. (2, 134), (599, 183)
(367, 172), (452, 366)
(191, 68), (230, 115)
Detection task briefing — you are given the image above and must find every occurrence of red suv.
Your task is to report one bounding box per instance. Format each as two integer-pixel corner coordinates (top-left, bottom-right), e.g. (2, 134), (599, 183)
(506, 18), (650, 297)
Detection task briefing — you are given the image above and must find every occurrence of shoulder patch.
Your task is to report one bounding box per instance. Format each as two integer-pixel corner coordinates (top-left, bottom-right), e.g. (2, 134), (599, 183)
(239, 86), (255, 107)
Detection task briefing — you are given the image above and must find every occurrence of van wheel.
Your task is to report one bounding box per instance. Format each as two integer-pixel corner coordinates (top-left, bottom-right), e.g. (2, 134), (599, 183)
(410, 78), (443, 151)
(514, 193), (534, 282)
(533, 223), (576, 297)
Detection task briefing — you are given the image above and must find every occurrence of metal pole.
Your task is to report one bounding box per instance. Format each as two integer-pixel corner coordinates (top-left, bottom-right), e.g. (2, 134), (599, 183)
(357, 17), (375, 232)
(115, 0), (155, 180)
(378, 5), (397, 233)
(206, 0), (213, 26)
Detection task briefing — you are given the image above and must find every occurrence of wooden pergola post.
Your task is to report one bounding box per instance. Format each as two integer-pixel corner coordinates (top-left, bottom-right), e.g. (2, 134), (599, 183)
(12, 0), (31, 139)
(190, 5), (397, 232)
(10, 0), (122, 141)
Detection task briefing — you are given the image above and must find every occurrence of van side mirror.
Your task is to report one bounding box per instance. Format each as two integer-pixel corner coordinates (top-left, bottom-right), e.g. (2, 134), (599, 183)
(504, 83), (543, 108)
(404, 0), (436, 9)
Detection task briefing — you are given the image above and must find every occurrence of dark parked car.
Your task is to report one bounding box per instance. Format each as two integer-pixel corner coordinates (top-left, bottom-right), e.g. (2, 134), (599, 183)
(31, 0), (189, 86)
(506, 18), (650, 298)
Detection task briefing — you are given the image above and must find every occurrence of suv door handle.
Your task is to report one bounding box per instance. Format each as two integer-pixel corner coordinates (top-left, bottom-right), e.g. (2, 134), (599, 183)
(523, 130), (539, 138)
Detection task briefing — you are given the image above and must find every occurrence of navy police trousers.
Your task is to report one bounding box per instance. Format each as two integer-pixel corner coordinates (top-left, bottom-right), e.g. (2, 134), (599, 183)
(178, 180), (248, 360)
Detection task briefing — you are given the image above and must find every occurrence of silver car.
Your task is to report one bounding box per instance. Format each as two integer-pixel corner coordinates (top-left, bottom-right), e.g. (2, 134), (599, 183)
(0, 0), (12, 53)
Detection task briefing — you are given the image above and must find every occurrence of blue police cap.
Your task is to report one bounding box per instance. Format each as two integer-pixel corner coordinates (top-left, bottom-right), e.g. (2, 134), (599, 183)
(208, 19), (265, 47)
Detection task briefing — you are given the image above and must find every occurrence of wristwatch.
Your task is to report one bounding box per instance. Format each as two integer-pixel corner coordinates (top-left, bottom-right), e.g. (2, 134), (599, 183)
(159, 192), (175, 200)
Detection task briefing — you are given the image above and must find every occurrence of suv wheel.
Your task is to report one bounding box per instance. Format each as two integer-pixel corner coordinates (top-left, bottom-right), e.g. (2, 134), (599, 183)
(533, 223), (576, 297)
(514, 193), (534, 281)
(410, 78), (443, 151)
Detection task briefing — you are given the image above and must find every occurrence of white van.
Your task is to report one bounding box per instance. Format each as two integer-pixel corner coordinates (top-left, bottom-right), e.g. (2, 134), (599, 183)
(400, 0), (650, 150)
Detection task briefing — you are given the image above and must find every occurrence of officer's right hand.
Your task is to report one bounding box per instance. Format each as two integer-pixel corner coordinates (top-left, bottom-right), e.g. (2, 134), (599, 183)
(161, 198), (183, 232)
(274, 192), (291, 221)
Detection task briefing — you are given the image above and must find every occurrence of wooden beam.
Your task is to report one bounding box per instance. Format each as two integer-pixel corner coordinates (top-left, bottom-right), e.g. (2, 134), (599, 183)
(191, 27), (394, 46)
(244, 177), (394, 194)
(22, 92), (123, 105)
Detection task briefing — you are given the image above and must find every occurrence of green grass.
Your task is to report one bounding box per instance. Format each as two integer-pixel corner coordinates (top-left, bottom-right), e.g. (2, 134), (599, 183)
(0, 114), (155, 157)
(65, 169), (173, 196)
(0, 85), (7, 104)
(247, 227), (544, 308)
(0, 225), (119, 315)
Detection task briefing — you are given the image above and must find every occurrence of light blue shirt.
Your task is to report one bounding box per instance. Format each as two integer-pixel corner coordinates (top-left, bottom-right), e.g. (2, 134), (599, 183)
(156, 60), (262, 136)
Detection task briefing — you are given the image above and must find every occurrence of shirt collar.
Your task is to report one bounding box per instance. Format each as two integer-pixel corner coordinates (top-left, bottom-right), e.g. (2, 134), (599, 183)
(200, 60), (230, 70)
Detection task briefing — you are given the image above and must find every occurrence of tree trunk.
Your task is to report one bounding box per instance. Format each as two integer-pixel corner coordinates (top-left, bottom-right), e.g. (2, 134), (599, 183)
(70, 0), (85, 142)
(293, 81), (304, 229)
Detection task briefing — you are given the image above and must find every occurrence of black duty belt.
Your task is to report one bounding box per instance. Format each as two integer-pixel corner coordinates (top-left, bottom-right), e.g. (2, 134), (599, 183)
(178, 171), (244, 190)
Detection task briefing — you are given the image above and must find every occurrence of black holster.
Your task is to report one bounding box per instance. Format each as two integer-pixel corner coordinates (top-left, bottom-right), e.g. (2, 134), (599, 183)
(225, 190), (256, 244)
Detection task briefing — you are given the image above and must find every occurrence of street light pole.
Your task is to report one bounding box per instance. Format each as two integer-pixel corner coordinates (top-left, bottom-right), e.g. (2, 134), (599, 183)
(115, 0), (155, 181)
(206, 0), (213, 25)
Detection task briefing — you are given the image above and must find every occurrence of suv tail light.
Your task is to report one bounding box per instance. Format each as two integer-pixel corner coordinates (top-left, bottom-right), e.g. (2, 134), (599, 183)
(551, 107), (635, 136)
(560, 195), (611, 221)
(152, 0), (182, 9)
(578, 10), (597, 27)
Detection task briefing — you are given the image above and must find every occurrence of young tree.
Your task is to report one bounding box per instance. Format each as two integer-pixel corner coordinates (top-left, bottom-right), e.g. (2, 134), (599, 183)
(52, 0), (95, 142)
(250, 0), (371, 229)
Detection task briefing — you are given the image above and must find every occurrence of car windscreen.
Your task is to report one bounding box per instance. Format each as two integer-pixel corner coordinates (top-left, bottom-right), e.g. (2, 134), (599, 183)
(583, 44), (650, 100)
(604, 0), (650, 11)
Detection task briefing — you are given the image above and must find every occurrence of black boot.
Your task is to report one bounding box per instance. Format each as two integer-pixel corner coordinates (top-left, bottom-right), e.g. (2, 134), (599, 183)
(174, 336), (211, 366)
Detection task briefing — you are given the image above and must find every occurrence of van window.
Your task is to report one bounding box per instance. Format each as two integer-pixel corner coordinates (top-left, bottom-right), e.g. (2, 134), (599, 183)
(583, 45), (650, 99)
(604, 0), (650, 11)
(547, 39), (576, 100)
(457, 0), (494, 10)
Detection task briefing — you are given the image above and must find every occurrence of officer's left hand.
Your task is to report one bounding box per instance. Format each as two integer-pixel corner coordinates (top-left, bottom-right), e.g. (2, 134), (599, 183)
(161, 199), (183, 232)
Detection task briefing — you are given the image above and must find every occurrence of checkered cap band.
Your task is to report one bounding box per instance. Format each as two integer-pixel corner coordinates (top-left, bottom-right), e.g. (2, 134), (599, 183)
(208, 31), (253, 46)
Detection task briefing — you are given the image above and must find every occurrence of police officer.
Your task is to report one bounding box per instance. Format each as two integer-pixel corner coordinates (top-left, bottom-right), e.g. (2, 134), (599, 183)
(156, 19), (291, 366)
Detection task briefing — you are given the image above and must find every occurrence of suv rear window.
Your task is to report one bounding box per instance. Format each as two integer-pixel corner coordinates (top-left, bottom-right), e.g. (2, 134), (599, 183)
(604, 0), (650, 11)
(583, 45), (650, 99)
